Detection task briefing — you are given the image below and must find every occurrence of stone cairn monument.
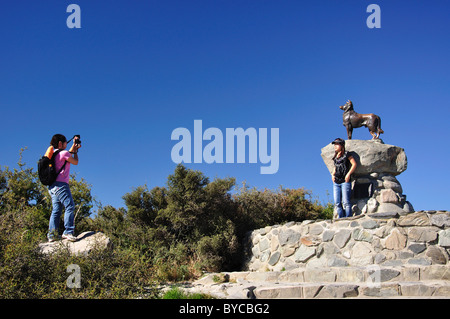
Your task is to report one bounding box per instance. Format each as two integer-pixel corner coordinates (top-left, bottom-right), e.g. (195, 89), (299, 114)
(321, 139), (414, 218)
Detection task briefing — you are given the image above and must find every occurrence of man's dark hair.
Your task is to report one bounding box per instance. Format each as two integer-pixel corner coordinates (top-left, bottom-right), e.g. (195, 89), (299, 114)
(50, 134), (67, 148)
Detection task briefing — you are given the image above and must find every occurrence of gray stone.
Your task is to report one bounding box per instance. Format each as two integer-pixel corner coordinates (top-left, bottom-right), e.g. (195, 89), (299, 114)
(382, 180), (403, 193)
(254, 286), (303, 299)
(367, 198), (379, 214)
(278, 229), (301, 246)
(408, 243), (427, 254)
(403, 201), (415, 213)
(309, 224), (324, 235)
(374, 224), (393, 238)
(369, 268), (400, 282)
(333, 229), (352, 248)
(322, 230), (335, 242)
(400, 283), (436, 297)
(361, 219), (379, 229)
(369, 211), (399, 219)
(304, 268), (336, 282)
(362, 283), (400, 297)
(374, 253), (386, 264)
(351, 241), (374, 266)
(397, 251), (414, 259)
(352, 228), (373, 242)
(294, 245), (316, 263)
(431, 213), (450, 228)
(268, 251), (281, 266)
(260, 250), (270, 262)
(408, 258), (432, 266)
(350, 221), (359, 227)
(327, 255), (349, 267)
(376, 203), (407, 215)
(259, 238), (269, 251)
(438, 229), (450, 247)
(383, 260), (403, 267)
(314, 284), (359, 298)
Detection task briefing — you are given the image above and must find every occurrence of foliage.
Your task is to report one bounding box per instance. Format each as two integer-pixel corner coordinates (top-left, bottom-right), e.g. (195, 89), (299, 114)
(161, 287), (211, 299)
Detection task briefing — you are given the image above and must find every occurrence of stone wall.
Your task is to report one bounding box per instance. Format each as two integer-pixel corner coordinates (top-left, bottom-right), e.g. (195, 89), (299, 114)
(244, 211), (450, 272)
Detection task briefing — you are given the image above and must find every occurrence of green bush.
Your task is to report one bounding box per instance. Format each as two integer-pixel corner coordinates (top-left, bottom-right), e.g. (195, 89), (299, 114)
(161, 287), (211, 299)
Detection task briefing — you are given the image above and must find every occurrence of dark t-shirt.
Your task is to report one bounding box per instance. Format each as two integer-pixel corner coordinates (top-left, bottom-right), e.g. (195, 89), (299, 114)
(333, 151), (350, 184)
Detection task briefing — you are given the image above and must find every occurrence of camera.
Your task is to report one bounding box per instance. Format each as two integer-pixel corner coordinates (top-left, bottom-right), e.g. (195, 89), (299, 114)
(74, 135), (81, 145)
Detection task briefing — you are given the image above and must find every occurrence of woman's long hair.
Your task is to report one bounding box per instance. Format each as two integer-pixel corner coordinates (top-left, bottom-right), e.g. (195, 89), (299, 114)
(332, 144), (346, 160)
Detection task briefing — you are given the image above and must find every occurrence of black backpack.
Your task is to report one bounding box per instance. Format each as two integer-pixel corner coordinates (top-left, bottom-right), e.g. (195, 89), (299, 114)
(38, 149), (67, 186)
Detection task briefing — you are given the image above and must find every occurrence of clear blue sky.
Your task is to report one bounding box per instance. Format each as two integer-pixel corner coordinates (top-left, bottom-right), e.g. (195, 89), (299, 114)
(1, 0), (449, 212)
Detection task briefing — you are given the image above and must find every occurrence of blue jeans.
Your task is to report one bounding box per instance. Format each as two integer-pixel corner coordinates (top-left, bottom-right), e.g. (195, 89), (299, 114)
(333, 182), (352, 218)
(48, 182), (75, 239)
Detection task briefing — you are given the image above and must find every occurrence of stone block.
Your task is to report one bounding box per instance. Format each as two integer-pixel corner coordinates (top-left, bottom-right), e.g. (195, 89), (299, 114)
(408, 227), (439, 242)
(254, 285), (303, 299)
(314, 284), (359, 298)
(397, 212), (431, 226)
(384, 228), (407, 250)
(294, 245), (316, 263)
(430, 212), (450, 228)
(400, 282), (436, 297)
(278, 229), (301, 246)
(333, 229), (352, 248)
(380, 189), (400, 204)
(426, 246), (447, 264)
(361, 282), (400, 297)
(438, 229), (450, 247)
(304, 268), (336, 283)
(420, 265), (450, 281)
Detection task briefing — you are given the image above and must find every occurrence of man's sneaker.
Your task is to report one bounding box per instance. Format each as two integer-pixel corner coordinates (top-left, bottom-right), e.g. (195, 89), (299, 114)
(48, 236), (60, 243)
(62, 233), (78, 242)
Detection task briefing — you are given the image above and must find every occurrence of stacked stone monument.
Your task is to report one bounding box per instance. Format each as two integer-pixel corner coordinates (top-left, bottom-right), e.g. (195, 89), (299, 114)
(321, 139), (414, 217)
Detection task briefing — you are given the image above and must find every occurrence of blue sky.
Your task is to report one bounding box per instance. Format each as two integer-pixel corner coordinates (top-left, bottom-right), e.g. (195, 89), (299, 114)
(1, 0), (449, 212)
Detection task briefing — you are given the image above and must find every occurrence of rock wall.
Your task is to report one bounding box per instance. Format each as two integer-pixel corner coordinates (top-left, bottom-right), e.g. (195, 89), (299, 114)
(244, 211), (450, 272)
(321, 139), (414, 216)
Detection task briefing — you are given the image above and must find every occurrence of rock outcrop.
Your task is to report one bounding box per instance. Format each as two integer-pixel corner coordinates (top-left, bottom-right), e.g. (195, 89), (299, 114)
(321, 139), (413, 216)
(38, 231), (112, 256)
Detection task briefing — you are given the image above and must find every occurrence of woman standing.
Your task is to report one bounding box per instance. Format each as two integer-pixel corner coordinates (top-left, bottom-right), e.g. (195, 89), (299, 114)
(47, 134), (81, 242)
(331, 138), (357, 218)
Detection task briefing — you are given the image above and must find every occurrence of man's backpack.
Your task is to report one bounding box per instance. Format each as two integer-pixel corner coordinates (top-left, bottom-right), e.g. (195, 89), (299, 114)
(38, 149), (67, 186)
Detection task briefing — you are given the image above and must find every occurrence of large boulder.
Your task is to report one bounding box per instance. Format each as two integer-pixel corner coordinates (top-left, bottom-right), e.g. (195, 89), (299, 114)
(39, 231), (112, 256)
(320, 139), (407, 176)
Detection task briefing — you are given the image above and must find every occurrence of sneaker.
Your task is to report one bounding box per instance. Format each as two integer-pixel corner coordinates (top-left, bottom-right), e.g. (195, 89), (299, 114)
(48, 237), (60, 243)
(62, 233), (78, 242)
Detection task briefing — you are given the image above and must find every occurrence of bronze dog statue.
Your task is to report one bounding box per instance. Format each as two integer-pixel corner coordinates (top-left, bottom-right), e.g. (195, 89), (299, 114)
(339, 100), (384, 139)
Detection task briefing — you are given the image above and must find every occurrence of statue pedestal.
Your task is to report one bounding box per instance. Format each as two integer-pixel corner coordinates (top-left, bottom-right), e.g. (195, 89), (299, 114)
(321, 139), (414, 217)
